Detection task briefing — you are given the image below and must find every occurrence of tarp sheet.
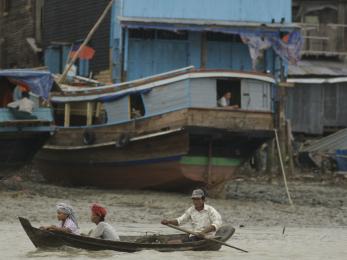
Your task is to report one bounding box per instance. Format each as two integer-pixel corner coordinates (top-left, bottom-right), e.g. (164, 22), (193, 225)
(122, 21), (303, 67)
(0, 70), (54, 99)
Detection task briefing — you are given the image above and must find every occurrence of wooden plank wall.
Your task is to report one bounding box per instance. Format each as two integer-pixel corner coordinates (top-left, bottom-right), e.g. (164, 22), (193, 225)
(0, 1), (41, 68)
(190, 78), (217, 107)
(142, 81), (189, 116)
(287, 82), (347, 134)
(286, 84), (323, 134)
(104, 97), (130, 124)
(42, 0), (111, 74)
(241, 79), (272, 111)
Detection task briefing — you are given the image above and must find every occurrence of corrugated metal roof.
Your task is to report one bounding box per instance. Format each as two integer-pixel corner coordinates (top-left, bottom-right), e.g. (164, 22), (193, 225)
(301, 128), (347, 153)
(287, 77), (347, 84)
(119, 16), (300, 30)
(288, 60), (347, 77)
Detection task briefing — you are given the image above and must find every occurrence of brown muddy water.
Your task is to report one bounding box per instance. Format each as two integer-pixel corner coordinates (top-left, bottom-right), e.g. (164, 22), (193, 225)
(0, 178), (347, 259)
(1, 224), (346, 259)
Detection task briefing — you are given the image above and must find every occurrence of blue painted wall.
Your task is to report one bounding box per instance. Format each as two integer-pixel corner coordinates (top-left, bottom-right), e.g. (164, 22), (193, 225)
(111, 0), (291, 82)
(127, 38), (189, 80)
(122, 0), (291, 23)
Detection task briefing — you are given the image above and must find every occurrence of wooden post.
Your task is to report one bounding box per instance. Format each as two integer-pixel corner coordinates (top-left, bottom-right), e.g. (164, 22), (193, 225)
(266, 138), (275, 176)
(59, 0), (114, 84)
(95, 102), (101, 118)
(64, 103), (71, 127)
(278, 60), (287, 171)
(337, 1), (345, 53)
(200, 32), (207, 68)
(286, 119), (295, 175)
(86, 102), (93, 126)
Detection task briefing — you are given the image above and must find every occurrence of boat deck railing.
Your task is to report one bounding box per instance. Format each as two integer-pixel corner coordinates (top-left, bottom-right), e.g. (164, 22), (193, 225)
(0, 107), (53, 125)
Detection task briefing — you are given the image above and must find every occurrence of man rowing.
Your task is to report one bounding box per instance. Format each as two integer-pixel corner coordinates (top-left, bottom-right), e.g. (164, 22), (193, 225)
(161, 188), (222, 242)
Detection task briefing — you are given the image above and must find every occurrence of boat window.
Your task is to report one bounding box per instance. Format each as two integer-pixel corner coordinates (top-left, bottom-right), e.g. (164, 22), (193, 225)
(130, 94), (145, 119)
(216, 79), (241, 108)
(53, 102), (107, 127)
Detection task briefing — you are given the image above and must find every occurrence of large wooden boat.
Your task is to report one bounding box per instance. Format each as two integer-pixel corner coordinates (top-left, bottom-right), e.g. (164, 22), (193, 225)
(0, 70), (54, 176)
(35, 67), (275, 190)
(19, 217), (235, 252)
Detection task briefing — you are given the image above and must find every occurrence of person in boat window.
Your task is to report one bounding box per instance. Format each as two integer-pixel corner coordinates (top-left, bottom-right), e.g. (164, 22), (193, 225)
(88, 203), (120, 241)
(40, 202), (80, 235)
(161, 188), (222, 242)
(7, 91), (37, 119)
(217, 92), (239, 109)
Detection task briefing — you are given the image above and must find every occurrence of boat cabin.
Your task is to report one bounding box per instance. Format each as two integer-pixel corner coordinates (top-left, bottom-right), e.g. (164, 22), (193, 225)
(0, 70), (54, 128)
(52, 68), (275, 128)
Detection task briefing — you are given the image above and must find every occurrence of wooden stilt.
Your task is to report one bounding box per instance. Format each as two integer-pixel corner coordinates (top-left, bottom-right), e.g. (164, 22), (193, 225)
(64, 103), (71, 127)
(86, 102), (93, 126)
(286, 119), (295, 175)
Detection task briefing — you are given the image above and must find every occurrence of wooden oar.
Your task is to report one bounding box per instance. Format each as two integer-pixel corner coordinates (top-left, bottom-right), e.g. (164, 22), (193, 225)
(164, 223), (248, 253)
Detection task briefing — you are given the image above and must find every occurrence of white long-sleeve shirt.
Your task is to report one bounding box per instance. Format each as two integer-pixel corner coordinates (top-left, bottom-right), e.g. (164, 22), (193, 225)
(7, 97), (35, 113)
(90, 222), (120, 241)
(217, 96), (230, 107)
(176, 204), (222, 237)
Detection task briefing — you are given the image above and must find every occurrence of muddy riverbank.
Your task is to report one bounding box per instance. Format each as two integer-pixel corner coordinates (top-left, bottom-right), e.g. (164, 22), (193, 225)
(1, 170), (347, 259)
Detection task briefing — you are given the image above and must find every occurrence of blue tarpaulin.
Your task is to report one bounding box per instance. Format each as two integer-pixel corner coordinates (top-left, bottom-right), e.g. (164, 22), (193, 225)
(0, 69), (54, 99)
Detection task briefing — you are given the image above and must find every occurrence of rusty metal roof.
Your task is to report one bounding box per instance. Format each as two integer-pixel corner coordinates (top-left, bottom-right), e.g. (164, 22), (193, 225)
(301, 128), (347, 153)
(288, 60), (347, 77)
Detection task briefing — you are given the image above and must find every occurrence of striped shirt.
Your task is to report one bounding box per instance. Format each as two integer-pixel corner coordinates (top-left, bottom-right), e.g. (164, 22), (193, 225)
(176, 204), (222, 237)
(60, 218), (79, 235)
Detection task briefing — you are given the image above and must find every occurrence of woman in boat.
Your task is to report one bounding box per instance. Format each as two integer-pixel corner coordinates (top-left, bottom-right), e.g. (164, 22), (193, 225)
(88, 203), (120, 241)
(161, 188), (222, 242)
(41, 202), (79, 235)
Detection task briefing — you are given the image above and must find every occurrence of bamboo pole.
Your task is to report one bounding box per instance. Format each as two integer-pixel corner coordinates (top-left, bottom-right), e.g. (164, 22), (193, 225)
(58, 0), (114, 84)
(274, 129), (294, 206)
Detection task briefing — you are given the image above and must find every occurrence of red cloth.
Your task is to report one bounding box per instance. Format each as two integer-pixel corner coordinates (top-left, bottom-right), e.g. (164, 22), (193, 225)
(69, 45), (95, 60)
(91, 203), (107, 218)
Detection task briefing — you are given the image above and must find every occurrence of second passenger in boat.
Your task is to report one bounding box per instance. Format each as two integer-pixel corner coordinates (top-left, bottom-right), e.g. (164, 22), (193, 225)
(88, 203), (120, 241)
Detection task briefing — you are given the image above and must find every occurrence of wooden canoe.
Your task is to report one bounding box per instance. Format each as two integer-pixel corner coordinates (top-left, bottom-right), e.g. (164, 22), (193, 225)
(19, 217), (235, 252)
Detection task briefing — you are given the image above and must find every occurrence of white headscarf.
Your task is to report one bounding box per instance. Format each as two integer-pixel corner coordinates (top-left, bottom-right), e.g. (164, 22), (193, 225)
(56, 202), (78, 227)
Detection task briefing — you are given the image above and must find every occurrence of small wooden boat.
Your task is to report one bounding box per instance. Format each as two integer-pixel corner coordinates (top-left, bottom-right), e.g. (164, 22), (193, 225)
(19, 217), (235, 252)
